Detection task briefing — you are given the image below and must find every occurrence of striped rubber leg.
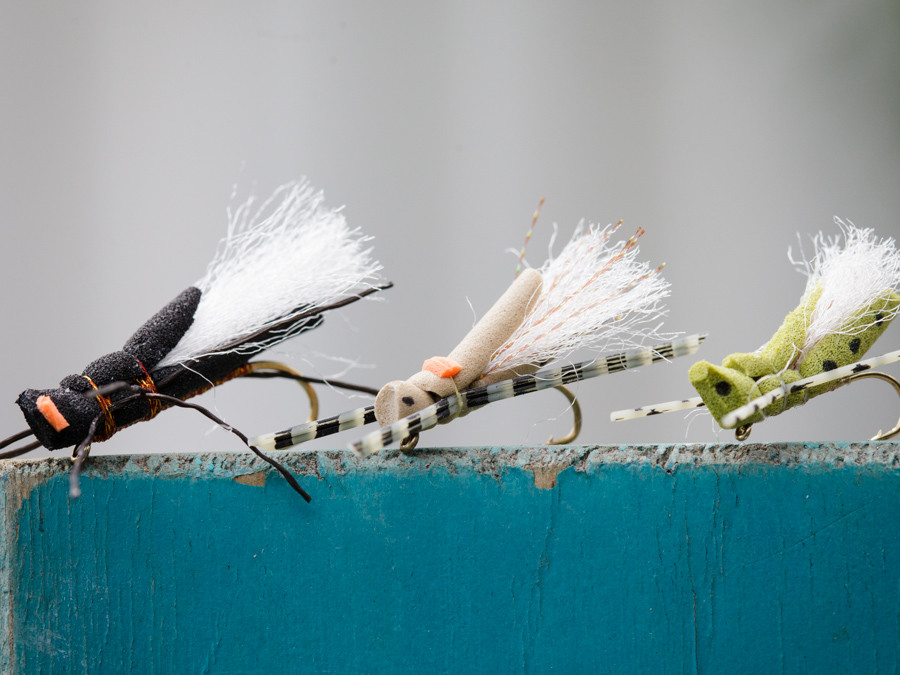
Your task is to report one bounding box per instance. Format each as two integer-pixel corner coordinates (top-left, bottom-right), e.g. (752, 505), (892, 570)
(251, 405), (376, 451)
(350, 334), (706, 456)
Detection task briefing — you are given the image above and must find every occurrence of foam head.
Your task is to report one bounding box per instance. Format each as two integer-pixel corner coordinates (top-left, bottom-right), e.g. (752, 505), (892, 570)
(688, 360), (758, 428)
(16, 386), (101, 450)
(374, 380), (435, 427)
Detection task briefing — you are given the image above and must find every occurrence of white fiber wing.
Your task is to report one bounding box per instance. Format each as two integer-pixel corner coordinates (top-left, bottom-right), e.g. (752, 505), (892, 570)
(158, 180), (383, 366)
(794, 219), (900, 356)
(483, 222), (670, 377)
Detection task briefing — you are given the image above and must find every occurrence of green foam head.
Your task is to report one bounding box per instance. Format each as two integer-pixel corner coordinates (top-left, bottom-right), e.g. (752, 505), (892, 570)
(688, 360), (760, 427)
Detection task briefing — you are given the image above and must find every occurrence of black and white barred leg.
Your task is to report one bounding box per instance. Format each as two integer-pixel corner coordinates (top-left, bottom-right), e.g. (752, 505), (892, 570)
(610, 396), (706, 422)
(350, 334), (707, 456)
(251, 404), (377, 451)
(720, 348), (900, 429)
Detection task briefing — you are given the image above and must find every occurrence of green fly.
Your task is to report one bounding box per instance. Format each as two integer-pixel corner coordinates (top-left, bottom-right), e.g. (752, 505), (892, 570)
(612, 220), (900, 437)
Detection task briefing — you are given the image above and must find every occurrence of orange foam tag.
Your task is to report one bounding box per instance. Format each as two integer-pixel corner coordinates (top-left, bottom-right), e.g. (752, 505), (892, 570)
(36, 395), (70, 432)
(422, 356), (462, 379)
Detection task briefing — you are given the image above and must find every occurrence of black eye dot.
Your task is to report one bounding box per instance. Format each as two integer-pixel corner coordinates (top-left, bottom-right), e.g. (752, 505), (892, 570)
(875, 312), (885, 326)
(849, 337), (861, 354)
(822, 360), (837, 371)
(715, 381), (732, 396)
(401, 396), (415, 406)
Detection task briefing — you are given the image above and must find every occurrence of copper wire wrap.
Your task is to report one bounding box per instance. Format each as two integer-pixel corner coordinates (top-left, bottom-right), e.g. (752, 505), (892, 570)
(81, 375), (117, 442)
(135, 360), (162, 420)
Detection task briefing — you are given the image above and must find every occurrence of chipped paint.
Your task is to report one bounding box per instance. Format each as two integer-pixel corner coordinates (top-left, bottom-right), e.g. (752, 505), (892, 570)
(232, 471), (267, 487)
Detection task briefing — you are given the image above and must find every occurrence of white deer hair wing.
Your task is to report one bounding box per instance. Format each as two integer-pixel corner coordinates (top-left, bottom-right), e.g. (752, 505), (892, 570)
(158, 180), (383, 366)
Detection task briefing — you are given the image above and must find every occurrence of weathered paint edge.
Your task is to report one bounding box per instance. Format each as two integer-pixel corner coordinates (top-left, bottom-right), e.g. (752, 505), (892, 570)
(0, 441), (897, 488)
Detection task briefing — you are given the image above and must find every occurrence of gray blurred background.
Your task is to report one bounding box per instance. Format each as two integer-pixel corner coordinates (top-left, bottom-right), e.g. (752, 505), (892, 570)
(2, 2), (899, 458)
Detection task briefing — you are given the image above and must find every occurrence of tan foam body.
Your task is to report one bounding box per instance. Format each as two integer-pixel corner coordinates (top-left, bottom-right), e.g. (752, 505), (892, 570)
(375, 269), (543, 426)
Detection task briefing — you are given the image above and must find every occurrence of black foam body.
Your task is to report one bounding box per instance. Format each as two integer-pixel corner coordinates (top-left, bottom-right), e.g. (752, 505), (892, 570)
(151, 312), (324, 402)
(123, 286), (203, 368)
(17, 287), (325, 451)
(18, 288), (202, 449)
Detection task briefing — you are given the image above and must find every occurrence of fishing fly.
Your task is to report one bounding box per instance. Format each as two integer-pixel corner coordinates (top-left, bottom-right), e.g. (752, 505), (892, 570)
(611, 220), (900, 439)
(1, 180), (391, 501)
(252, 211), (705, 455)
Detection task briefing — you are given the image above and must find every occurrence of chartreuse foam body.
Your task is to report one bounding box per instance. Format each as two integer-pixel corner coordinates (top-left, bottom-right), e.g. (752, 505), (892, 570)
(691, 288), (900, 428)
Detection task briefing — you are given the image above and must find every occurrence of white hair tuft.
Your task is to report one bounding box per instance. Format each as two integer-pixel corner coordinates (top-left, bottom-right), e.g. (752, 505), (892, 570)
(483, 221), (671, 376)
(158, 180), (384, 366)
(792, 218), (900, 356)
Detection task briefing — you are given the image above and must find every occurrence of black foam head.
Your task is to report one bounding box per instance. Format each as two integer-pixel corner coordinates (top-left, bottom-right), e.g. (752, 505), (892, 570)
(16, 387), (102, 450)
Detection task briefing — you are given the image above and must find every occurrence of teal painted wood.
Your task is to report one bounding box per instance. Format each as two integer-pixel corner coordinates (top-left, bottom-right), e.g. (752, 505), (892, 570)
(1, 443), (899, 674)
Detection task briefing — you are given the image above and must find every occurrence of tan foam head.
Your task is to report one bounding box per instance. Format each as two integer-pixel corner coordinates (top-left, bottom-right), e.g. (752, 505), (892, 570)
(374, 380), (434, 427)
